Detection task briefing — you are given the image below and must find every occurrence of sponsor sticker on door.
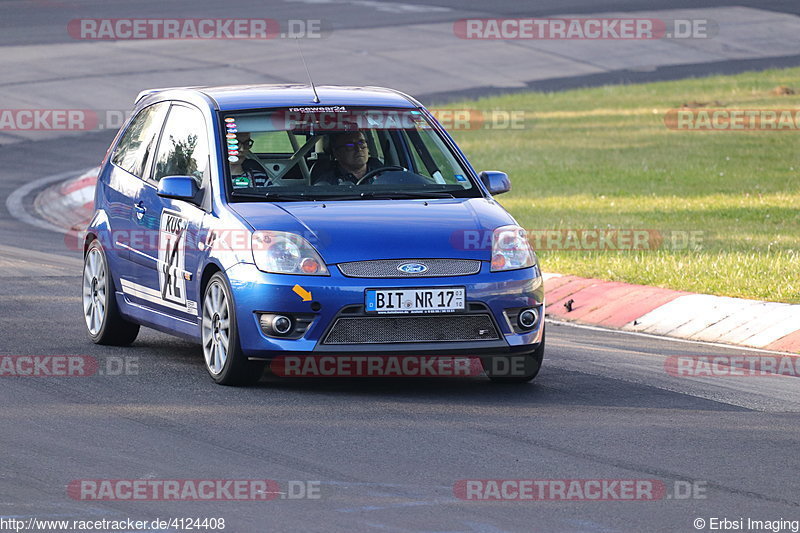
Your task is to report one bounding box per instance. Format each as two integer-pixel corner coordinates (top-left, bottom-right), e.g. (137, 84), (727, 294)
(158, 209), (188, 307)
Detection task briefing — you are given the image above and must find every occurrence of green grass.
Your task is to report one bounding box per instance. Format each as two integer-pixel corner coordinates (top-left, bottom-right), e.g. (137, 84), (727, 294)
(444, 68), (800, 303)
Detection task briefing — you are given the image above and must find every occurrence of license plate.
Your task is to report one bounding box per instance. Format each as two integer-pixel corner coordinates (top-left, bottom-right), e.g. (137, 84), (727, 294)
(365, 287), (465, 314)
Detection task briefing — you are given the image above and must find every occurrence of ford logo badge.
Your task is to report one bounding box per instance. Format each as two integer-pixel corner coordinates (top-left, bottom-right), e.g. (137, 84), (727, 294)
(398, 262), (428, 274)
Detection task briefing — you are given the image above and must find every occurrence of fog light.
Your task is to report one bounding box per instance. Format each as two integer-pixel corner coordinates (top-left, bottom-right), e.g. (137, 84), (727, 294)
(272, 315), (292, 335)
(518, 308), (538, 329)
(259, 313), (315, 339)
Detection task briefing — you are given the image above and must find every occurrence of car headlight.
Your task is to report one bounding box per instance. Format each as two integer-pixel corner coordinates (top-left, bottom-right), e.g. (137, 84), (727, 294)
(251, 231), (329, 276)
(491, 225), (537, 272)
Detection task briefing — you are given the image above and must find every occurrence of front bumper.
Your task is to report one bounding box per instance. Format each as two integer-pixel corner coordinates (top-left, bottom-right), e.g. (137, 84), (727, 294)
(225, 261), (545, 358)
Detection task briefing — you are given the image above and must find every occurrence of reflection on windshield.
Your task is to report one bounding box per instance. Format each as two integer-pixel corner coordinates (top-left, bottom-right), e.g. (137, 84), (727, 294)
(222, 108), (479, 201)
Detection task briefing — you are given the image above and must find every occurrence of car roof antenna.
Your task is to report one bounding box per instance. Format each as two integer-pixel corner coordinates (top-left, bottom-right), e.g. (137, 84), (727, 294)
(296, 38), (320, 104)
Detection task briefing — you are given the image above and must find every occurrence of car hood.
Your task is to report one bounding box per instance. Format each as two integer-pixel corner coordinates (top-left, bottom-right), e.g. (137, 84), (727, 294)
(228, 198), (515, 264)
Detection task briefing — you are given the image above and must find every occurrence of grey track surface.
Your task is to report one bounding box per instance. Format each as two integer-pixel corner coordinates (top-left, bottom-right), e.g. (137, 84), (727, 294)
(1, 1), (799, 532)
(2, 0), (800, 47)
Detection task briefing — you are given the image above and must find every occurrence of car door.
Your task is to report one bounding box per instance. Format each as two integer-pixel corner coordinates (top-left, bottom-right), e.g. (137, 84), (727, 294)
(124, 103), (211, 322)
(103, 101), (169, 264)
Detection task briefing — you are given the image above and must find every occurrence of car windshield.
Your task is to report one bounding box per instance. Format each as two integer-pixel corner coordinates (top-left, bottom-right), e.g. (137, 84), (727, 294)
(220, 107), (481, 201)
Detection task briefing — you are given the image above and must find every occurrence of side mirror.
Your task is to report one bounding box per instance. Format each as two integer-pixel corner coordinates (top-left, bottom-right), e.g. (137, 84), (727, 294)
(157, 175), (199, 201)
(479, 171), (511, 196)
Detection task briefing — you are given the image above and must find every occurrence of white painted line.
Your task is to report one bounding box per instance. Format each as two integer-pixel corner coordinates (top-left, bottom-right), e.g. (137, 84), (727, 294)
(546, 318), (799, 356)
(5, 167), (97, 235)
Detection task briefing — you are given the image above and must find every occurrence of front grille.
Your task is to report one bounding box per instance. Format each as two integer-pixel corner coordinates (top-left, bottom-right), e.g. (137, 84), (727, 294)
(323, 314), (499, 344)
(338, 259), (481, 278)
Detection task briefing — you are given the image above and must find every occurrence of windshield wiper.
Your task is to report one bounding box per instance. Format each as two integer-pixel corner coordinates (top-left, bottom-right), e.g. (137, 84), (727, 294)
(325, 191), (456, 200)
(230, 191), (314, 202)
(231, 190), (457, 202)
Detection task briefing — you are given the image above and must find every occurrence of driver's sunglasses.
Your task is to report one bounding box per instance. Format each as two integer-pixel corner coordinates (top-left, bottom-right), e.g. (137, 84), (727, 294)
(336, 139), (367, 151)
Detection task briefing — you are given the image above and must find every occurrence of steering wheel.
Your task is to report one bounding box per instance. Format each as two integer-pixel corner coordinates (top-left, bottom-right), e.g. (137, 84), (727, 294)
(355, 165), (405, 185)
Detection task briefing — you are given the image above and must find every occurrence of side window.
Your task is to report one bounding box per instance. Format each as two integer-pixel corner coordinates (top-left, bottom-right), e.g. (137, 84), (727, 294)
(111, 102), (168, 178)
(152, 105), (210, 183)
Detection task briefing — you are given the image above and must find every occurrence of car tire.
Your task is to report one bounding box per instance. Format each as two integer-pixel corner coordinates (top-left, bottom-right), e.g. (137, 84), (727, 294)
(82, 240), (140, 346)
(202, 272), (265, 386)
(483, 328), (545, 383)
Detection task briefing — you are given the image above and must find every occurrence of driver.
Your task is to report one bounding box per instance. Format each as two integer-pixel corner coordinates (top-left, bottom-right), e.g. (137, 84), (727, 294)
(314, 131), (383, 186)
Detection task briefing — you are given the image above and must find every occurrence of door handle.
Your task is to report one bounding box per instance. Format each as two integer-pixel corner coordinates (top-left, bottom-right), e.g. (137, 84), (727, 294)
(134, 202), (146, 221)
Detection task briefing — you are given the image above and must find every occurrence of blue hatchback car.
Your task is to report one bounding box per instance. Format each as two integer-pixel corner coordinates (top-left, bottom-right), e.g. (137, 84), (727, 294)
(82, 85), (545, 385)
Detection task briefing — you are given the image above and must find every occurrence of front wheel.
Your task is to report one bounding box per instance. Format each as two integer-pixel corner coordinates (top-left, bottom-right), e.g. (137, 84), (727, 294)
(201, 272), (265, 386)
(82, 240), (139, 345)
(483, 329), (545, 383)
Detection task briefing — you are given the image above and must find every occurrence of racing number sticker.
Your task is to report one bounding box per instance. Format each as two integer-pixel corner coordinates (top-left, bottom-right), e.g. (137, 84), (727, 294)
(158, 209), (188, 307)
